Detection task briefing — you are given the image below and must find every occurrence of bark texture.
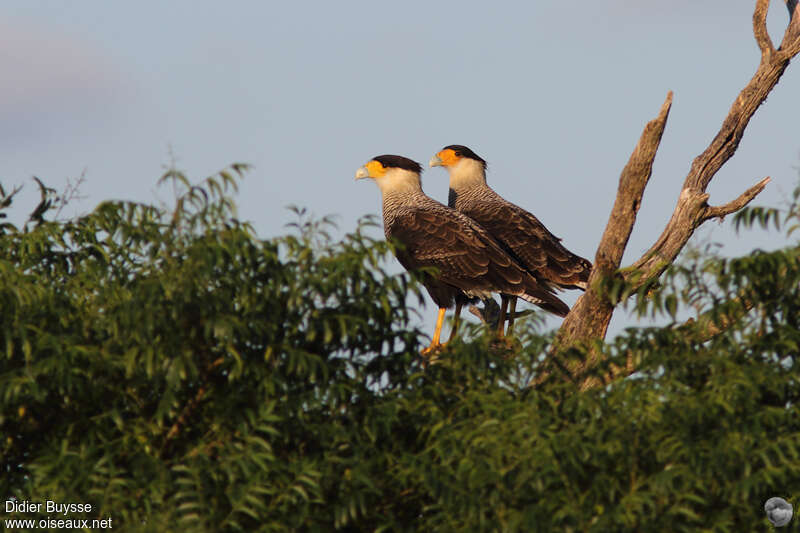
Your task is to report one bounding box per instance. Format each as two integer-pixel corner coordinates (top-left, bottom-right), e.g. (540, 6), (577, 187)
(551, 1), (800, 387)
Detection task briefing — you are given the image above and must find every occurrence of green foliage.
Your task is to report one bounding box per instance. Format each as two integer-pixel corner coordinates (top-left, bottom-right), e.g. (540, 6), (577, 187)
(2, 167), (800, 531)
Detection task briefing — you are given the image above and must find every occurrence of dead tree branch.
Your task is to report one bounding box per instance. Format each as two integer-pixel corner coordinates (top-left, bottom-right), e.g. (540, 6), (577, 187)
(554, 93), (672, 348)
(701, 177), (771, 222)
(754, 0), (775, 60)
(785, 1), (800, 39)
(468, 297), (501, 328)
(550, 2), (800, 386)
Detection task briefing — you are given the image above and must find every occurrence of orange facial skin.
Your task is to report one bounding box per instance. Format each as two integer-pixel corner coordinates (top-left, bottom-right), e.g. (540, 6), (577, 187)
(435, 148), (460, 167)
(365, 159), (387, 177)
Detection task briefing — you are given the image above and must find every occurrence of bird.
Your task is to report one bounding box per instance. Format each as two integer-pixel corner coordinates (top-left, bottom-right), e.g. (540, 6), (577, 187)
(430, 145), (591, 334)
(355, 154), (569, 356)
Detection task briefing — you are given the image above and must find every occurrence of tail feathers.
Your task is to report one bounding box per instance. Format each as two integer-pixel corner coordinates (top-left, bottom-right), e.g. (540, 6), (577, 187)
(552, 279), (588, 291)
(517, 291), (569, 317)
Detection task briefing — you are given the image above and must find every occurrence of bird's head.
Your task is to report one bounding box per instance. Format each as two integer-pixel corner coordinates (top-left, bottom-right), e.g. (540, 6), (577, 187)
(429, 145), (486, 169)
(429, 145), (487, 186)
(355, 155), (423, 194)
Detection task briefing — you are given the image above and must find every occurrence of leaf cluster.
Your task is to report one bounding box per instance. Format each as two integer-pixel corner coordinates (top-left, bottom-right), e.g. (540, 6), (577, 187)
(2, 168), (799, 531)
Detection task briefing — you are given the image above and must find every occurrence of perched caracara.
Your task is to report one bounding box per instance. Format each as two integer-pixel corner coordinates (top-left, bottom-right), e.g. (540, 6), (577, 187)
(356, 154), (568, 355)
(430, 145), (591, 332)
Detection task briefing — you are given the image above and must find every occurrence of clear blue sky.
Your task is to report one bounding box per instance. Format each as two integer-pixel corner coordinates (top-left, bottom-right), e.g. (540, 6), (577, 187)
(2, 1), (798, 337)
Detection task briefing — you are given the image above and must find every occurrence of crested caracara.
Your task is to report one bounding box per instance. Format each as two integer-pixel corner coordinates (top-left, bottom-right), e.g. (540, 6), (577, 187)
(356, 154), (568, 355)
(431, 145), (591, 333)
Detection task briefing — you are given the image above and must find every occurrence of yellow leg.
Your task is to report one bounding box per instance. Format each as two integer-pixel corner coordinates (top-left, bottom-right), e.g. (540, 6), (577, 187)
(507, 297), (517, 336)
(421, 307), (447, 356)
(497, 296), (508, 337)
(446, 301), (463, 343)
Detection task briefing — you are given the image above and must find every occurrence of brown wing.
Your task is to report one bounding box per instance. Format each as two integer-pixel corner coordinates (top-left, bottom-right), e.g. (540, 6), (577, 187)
(462, 199), (591, 290)
(388, 206), (569, 316)
(392, 245), (464, 310)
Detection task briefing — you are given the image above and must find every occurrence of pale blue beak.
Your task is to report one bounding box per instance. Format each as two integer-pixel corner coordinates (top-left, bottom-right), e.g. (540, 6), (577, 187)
(355, 166), (370, 180)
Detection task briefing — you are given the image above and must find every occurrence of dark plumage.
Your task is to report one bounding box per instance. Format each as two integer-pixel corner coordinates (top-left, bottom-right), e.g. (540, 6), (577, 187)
(431, 145), (592, 290)
(387, 199), (569, 317)
(356, 154), (569, 354)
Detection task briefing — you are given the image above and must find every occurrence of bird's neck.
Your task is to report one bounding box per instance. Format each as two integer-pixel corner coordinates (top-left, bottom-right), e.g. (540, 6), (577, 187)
(377, 171), (430, 221)
(374, 169), (423, 196)
(447, 158), (487, 194)
(382, 186), (430, 213)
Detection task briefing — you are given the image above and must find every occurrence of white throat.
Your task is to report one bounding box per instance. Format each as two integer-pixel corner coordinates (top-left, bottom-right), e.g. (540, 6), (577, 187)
(447, 158), (487, 191)
(373, 168), (424, 197)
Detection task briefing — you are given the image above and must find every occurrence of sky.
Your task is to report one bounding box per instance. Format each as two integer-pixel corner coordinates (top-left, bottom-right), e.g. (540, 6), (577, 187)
(2, 1), (798, 339)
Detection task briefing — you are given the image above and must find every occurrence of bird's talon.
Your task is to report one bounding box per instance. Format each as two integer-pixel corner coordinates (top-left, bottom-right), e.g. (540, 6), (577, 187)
(420, 344), (440, 357)
(420, 343), (445, 367)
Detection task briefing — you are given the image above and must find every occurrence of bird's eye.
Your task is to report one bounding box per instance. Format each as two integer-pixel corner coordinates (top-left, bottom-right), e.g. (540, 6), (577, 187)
(454, 151), (462, 156)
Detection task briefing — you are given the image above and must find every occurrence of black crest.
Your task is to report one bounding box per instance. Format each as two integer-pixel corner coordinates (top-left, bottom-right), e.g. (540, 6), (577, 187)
(372, 155), (422, 174)
(443, 145), (487, 167)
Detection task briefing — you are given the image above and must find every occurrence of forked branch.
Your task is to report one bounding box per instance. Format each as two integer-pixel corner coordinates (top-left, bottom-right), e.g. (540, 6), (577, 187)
(549, 1), (800, 386)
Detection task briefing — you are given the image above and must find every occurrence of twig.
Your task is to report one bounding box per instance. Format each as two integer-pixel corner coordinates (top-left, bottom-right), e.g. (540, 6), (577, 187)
(701, 177), (771, 222)
(468, 297), (501, 329)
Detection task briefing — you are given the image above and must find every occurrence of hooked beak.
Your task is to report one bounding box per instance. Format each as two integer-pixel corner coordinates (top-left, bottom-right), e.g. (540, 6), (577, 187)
(429, 154), (443, 167)
(355, 166), (370, 180)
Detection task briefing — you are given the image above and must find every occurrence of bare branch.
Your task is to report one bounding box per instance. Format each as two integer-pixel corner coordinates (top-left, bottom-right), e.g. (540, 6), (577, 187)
(754, 0), (775, 59)
(628, 8), (800, 287)
(596, 92), (673, 273)
(701, 176), (771, 222)
(54, 169), (89, 220)
(552, 1), (800, 386)
(468, 298), (501, 328)
(789, 0), (799, 17)
(552, 92), (672, 351)
(468, 298), (533, 328)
